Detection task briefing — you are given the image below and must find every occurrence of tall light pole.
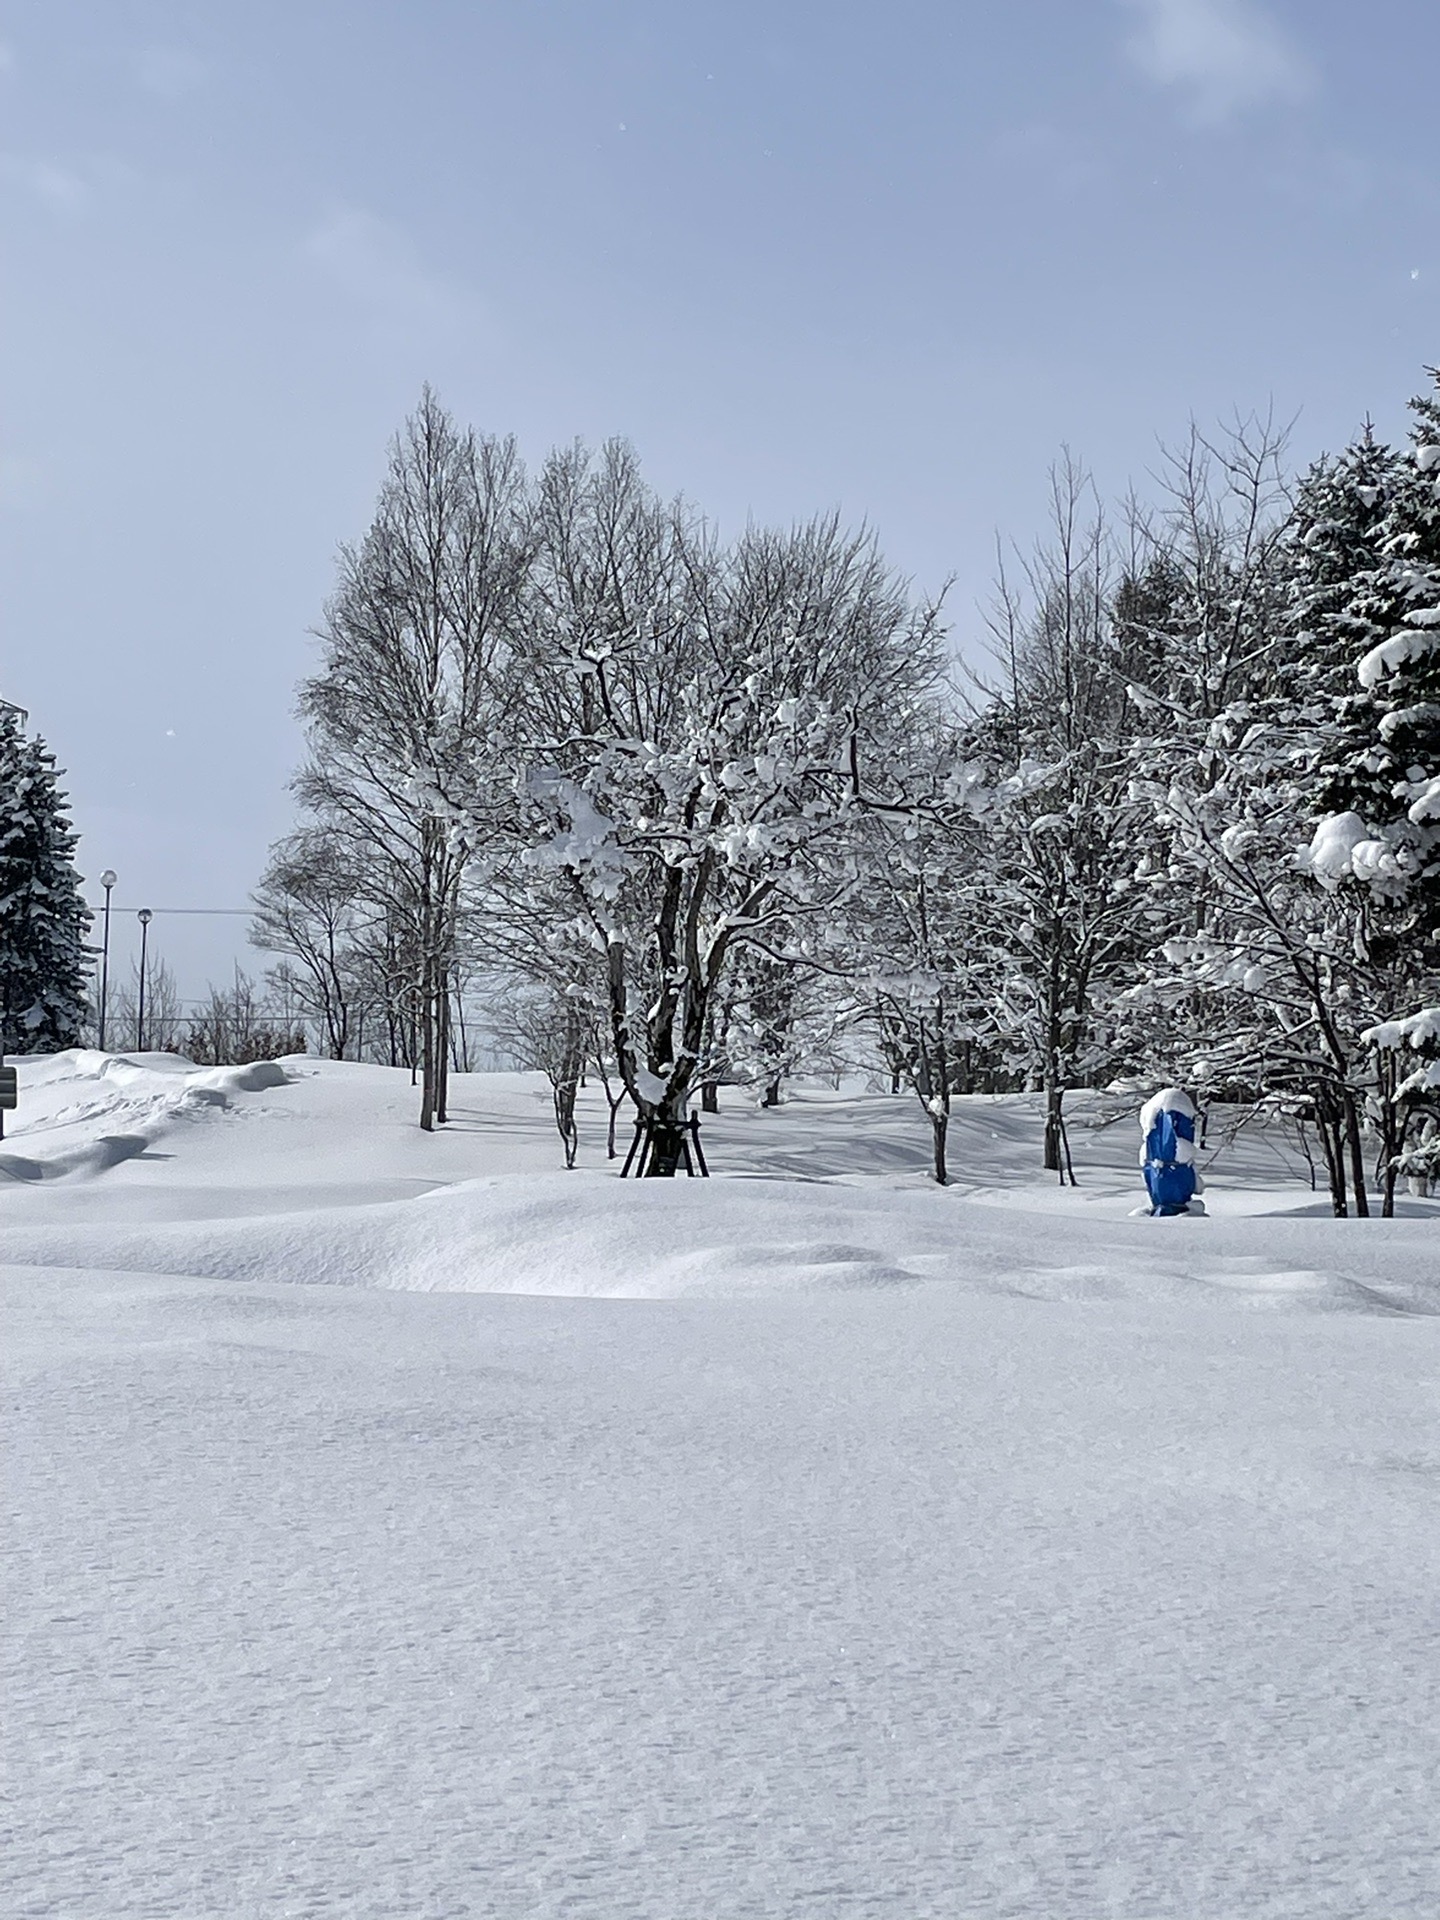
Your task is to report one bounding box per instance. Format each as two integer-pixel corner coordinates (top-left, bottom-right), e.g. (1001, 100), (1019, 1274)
(136, 908), (153, 1051)
(98, 870), (117, 1051)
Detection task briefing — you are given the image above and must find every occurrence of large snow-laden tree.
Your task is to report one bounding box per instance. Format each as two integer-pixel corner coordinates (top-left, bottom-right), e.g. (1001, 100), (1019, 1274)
(510, 442), (945, 1174)
(1117, 524), (1375, 1210)
(1139, 738), (1414, 1216)
(1132, 583), (1427, 1218)
(1295, 374), (1440, 952)
(1275, 385), (1440, 1212)
(1108, 418), (1301, 1098)
(0, 709), (91, 1055)
(284, 391), (531, 1127)
(1363, 1006), (1440, 1202)
(1112, 396), (1440, 1217)
(1094, 418), (1383, 1210)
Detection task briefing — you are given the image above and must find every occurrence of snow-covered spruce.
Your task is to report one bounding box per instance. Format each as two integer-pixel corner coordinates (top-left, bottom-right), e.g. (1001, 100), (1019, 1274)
(0, 709), (91, 1054)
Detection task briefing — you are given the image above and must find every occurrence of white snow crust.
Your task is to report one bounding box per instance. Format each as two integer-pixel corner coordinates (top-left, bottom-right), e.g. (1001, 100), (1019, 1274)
(4, 1052), (1438, 1918)
(1357, 622), (1440, 689)
(1300, 809), (1376, 885)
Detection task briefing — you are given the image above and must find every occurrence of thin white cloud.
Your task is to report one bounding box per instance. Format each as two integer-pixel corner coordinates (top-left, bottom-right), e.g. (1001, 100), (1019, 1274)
(133, 47), (209, 99)
(300, 207), (468, 332)
(0, 43), (15, 74)
(0, 153), (87, 212)
(1117, 0), (1314, 122)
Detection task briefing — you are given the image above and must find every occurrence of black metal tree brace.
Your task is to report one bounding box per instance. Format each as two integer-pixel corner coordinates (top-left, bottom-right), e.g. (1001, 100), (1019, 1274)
(621, 1112), (709, 1178)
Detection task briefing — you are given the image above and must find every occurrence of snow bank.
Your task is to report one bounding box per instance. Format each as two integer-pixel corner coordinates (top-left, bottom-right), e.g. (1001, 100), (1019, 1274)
(0, 1132), (153, 1184)
(1, 1054), (1435, 1307)
(2, 1144), (1435, 1316)
(0, 1049), (292, 1185)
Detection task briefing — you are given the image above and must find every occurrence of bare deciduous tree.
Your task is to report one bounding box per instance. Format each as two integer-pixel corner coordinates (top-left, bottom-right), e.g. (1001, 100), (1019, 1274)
(251, 833), (366, 1059)
(488, 987), (593, 1168)
(290, 389), (530, 1128)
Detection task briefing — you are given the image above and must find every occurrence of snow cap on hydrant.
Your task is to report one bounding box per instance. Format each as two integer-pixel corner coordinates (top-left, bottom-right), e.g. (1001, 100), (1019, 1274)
(1139, 1086), (1198, 1138)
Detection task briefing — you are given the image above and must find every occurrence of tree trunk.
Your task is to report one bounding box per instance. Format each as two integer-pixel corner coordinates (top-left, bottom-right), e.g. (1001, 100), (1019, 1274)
(701, 1081), (718, 1114)
(435, 966), (450, 1124)
(451, 986), (470, 1075)
(1342, 1090), (1369, 1218)
(643, 1116), (688, 1177)
(930, 1110), (948, 1185)
(1042, 976), (1064, 1172)
(1379, 1072), (1399, 1219)
(553, 1079), (579, 1169)
(1043, 1077), (1064, 1174)
(419, 953), (436, 1132)
(1314, 1088), (1347, 1217)
(762, 1077), (782, 1109)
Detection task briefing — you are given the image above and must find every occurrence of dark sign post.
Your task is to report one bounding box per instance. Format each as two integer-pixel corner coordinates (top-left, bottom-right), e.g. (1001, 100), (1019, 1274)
(0, 1057), (15, 1140)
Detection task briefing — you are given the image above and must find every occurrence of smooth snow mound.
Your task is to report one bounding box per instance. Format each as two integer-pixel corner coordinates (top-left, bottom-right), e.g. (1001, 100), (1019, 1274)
(1, 1169), (1435, 1315)
(1, 1053), (1435, 1309)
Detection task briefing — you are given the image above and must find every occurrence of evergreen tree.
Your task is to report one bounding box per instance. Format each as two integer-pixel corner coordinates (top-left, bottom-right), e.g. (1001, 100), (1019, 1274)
(1108, 419), (1295, 1100)
(1127, 382), (1440, 1217)
(1357, 373), (1440, 940)
(1293, 374), (1440, 950)
(0, 710), (92, 1052)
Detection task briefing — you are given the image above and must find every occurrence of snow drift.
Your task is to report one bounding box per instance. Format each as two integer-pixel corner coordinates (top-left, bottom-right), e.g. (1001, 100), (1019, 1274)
(0, 1051), (1434, 1311)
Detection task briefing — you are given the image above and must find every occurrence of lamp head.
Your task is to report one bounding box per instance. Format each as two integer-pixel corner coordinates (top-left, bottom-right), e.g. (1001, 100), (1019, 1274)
(100, 869), (117, 889)
(137, 908), (153, 926)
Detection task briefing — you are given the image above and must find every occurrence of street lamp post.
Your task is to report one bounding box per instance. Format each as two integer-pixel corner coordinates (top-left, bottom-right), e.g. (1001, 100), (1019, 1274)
(136, 909), (153, 1051)
(98, 870), (118, 1051)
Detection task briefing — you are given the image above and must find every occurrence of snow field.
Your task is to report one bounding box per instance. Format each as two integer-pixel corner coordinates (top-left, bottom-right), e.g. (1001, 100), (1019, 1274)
(3, 1052), (1439, 1918)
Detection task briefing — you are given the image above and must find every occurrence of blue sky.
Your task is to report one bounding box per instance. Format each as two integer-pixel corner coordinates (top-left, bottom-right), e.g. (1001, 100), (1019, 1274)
(1, 0), (1435, 995)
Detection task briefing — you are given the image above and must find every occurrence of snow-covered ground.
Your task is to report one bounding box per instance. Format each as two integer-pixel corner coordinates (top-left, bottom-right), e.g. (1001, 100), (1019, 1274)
(4, 1051), (1438, 1918)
